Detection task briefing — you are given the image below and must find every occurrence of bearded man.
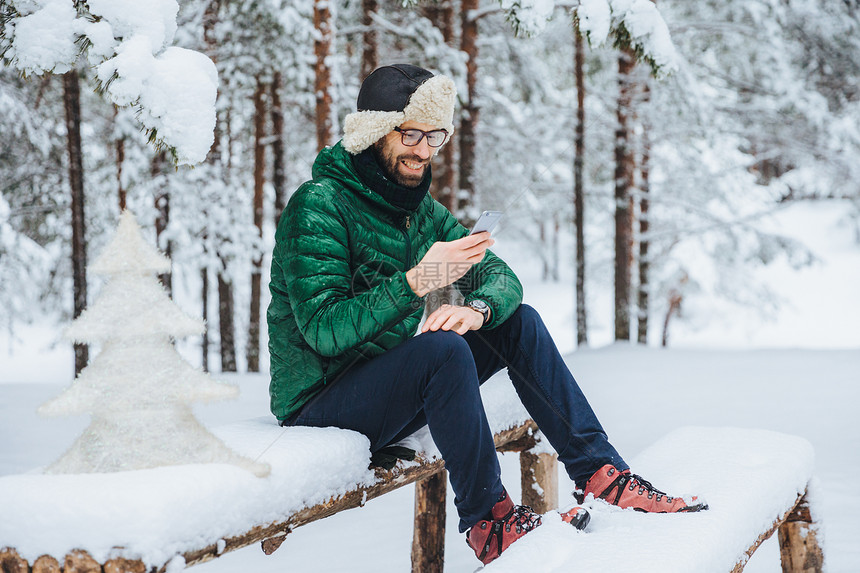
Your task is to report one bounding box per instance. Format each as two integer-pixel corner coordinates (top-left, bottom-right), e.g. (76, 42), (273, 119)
(267, 64), (706, 565)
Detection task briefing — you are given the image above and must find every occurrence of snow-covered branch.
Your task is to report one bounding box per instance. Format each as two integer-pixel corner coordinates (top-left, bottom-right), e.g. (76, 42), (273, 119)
(1, 0), (217, 165)
(575, 0), (678, 76)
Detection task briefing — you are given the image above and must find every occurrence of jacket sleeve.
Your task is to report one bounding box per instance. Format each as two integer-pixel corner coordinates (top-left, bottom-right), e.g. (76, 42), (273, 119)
(433, 202), (523, 330)
(277, 184), (424, 357)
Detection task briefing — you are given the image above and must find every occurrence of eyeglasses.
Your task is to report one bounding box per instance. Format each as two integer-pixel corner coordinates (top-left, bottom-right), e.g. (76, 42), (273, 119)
(393, 126), (448, 148)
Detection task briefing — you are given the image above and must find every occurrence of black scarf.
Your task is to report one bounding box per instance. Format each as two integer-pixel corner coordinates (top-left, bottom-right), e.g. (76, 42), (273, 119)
(351, 148), (431, 212)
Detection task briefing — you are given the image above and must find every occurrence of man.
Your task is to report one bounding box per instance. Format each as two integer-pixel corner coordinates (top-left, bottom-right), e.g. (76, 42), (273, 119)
(267, 64), (706, 565)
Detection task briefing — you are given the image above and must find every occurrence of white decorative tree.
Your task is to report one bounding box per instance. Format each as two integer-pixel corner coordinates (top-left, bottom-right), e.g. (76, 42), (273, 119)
(39, 211), (269, 477)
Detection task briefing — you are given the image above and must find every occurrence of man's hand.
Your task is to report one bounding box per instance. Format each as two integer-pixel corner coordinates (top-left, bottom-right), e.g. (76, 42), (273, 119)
(406, 232), (494, 297)
(421, 304), (485, 335)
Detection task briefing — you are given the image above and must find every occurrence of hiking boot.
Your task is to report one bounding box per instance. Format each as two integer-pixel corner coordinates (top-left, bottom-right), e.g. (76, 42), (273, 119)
(575, 464), (708, 513)
(466, 491), (542, 564)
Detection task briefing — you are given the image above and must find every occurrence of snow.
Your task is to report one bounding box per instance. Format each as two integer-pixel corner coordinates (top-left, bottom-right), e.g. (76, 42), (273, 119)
(0, 379), (529, 567)
(95, 40), (217, 165)
(7, 0), (78, 74)
(5, 0), (217, 164)
(86, 0), (179, 51)
(0, 421), (372, 565)
(1, 202), (859, 571)
(485, 427), (814, 572)
(577, 0), (612, 44)
(499, 0), (556, 35)
(577, 0), (679, 73)
(33, 212), (268, 478)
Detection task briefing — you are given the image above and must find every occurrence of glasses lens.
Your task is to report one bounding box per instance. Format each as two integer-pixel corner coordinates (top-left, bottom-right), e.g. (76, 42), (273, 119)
(401, 130), (422, 145)
(426, 131), (447, 147)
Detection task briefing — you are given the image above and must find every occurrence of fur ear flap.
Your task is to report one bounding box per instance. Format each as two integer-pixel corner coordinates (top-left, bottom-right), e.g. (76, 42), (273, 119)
(342, 110), (405, 154)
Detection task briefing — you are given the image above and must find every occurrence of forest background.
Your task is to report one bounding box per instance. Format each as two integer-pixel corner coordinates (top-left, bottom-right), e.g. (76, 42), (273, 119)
(1, 0), (859, 376)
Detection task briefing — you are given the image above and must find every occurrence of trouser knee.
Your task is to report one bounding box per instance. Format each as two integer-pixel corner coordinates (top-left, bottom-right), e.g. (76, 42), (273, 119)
(498, 304), (545, 343)
(417, 329), (479, 393)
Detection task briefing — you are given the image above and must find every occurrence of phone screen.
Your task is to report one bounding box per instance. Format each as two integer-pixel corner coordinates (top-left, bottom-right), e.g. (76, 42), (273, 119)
(470, 211), (503, 235)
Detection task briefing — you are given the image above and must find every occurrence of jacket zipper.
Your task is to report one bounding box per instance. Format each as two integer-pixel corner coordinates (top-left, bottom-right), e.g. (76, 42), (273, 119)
(321, 358), (330, 385)
(399, 215), (414, 339)
(401, 215), (413, 268)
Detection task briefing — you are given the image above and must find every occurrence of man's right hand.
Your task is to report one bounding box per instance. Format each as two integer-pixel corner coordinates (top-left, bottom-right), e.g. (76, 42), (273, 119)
(406, 232), (495, 297)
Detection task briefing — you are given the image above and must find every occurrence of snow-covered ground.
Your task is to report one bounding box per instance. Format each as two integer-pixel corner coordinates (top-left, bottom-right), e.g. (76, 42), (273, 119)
(1, 201), (858, 571)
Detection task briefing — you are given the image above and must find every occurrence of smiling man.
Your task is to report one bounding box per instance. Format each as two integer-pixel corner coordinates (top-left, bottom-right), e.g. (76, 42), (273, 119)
(267, 64), (706, 566)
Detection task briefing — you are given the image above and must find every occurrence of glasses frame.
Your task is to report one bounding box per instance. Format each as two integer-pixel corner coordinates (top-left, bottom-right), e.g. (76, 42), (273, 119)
(393, 126), (449, 148)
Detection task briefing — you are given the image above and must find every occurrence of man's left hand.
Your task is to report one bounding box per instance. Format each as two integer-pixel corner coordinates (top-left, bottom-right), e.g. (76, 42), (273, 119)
(421, 304), (484, 335)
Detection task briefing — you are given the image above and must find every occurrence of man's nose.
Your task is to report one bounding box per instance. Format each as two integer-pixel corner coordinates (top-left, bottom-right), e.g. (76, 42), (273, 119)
(414, 138), (432, 159)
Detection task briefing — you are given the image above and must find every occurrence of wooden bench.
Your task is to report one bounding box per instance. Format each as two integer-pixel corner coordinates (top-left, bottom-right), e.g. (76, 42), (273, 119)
(0, 422), (824, 573)
(0, 418), (554, 573)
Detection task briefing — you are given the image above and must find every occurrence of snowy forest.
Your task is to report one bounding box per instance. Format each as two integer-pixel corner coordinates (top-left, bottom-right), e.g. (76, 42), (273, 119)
(3, 2), (860, 572)
(2, 0), (859, 377)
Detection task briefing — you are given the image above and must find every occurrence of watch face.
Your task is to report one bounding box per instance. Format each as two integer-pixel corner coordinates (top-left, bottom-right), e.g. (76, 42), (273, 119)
(470, 300), (488, 311)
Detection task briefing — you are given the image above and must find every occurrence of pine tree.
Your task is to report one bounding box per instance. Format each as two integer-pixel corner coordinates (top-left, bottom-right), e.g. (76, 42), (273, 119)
(38, 211), (269, 477)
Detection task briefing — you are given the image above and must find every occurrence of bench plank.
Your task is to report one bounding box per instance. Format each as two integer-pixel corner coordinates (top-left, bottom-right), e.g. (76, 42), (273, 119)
(1, 426), (822, 573)
(482, 427), (820, 573)
(730, 491), (805, 573)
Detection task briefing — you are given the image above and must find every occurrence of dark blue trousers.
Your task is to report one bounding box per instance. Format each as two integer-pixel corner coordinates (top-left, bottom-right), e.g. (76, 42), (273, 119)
(288, 304), (627, 533)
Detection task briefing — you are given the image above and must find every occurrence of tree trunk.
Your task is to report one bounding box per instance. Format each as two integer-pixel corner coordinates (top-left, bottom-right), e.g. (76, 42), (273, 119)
(201, 267), (209, 372)
(540, 219), (548, 280)
(552, 213), (560, 281)
(637, 86), (652, 345)
(614, 48), (636, 342)
(218, 268), (237, 372)
(424, 2), (457, 213)
(458, 0), (479, 221)
(152, 150), (172, 294)
(662, 289), (681, 348)
(203, 0), (236, 373)
(63, 70), (88, 377)
(271, 72), (287, 226)
(314, 0), (334, 151)
(202, 0), (220, 372)
(574, 21), (588, 347)
(203, 1), (220, 58)
(114, 107), (126, 211)
(248, 79), (267, 373)
(360, 0), (378, 82)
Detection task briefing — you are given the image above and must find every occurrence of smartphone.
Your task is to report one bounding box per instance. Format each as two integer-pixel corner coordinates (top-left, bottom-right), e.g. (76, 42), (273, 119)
(470, 210), (503, 235)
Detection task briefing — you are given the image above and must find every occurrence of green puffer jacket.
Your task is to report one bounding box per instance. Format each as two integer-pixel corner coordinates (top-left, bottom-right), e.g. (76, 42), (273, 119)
(267, 142), (523, 422)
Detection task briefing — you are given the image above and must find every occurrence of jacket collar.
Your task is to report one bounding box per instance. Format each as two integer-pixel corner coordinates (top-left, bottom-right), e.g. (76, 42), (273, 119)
(312, 141), (431, 217)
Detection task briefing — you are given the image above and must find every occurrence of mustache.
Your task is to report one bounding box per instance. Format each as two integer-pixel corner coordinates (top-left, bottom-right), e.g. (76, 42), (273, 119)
(398, 154), (430, 166)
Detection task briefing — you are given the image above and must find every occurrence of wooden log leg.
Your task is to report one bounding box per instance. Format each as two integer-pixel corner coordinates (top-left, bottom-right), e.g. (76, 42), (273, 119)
(33, 555), (62, 573)
(103, 558), (147, 573)
(411, 469), (447, 573)
(520, 450), (558, 514)
(778, 494), (824, 573)
(0, 548), (29, 573)
(64, 550), (102, 573)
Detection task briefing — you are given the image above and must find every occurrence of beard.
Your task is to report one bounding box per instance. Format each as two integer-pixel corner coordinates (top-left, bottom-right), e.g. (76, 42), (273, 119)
(371, 140), (430, 188)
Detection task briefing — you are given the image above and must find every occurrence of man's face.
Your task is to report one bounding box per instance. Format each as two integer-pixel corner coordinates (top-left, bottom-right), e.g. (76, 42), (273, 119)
(372, 121), (439, 188)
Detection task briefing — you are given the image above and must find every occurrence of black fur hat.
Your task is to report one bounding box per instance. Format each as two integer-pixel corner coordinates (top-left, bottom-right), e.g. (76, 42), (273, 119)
(343, 64), (456, 154)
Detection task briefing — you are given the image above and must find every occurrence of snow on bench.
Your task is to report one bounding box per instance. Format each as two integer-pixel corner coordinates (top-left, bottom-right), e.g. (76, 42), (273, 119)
(0, 375), (544, 573)
(482, 426), (823, 573)
(0, 375), (823, 573)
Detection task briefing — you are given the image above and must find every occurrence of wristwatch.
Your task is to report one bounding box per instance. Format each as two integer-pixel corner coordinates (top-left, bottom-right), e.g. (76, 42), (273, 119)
(468, 299), (491, 326)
